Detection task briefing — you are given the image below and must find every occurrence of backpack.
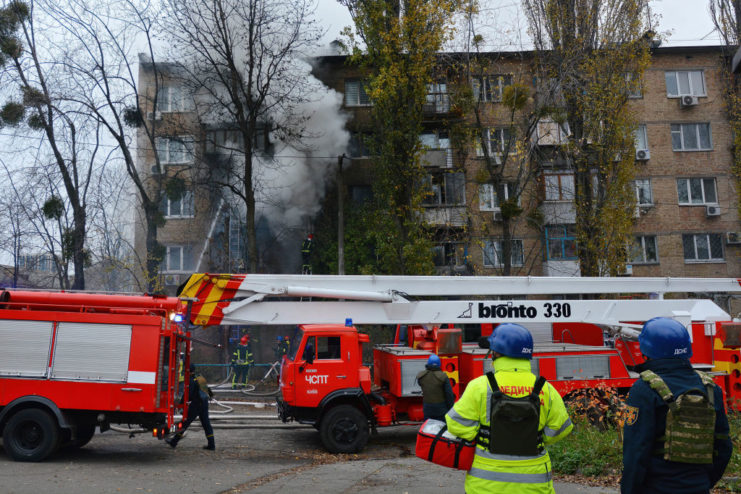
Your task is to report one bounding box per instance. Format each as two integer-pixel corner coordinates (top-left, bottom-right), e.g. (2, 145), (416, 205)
(640, 369), (717, 464)
(483, 372), (545, 456)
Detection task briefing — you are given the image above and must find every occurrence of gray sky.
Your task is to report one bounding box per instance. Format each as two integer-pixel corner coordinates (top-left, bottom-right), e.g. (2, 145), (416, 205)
(315, 0), (720, 48)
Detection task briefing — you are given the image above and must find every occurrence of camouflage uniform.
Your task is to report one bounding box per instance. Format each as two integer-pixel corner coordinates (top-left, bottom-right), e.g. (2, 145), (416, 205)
(621, 358), (732, 494)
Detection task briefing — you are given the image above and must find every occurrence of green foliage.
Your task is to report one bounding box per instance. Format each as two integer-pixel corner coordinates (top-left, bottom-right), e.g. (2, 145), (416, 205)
(0, 101), (23, 125)
(165, 177), (186, 201)
(502, 83), (529, 111)
(549, 415), (623, 477)
(22, 85), (46, 106)
(340, 0), (457, 274)
(122, 106), (143, 128)
(27, 112), (44, 129)
(42, 196), (64, 220)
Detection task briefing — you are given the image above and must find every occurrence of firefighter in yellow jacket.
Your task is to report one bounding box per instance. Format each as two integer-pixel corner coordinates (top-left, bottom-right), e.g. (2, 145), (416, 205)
(446, 323), (573, 494)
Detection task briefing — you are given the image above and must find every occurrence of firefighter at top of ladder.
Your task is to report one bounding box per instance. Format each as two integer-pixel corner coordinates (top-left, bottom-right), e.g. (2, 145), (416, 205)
(301, 233), (314, 275)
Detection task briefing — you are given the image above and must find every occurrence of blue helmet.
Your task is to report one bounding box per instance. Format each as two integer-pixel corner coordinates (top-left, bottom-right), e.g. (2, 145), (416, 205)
(277, 336), (283, 342)
(639, 317), (692, 359)
(427, 354), (441, 367)
(487, 323), (534, 360)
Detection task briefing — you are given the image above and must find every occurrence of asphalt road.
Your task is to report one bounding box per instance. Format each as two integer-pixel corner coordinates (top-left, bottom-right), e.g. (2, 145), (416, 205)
(0, 413), (618, 494)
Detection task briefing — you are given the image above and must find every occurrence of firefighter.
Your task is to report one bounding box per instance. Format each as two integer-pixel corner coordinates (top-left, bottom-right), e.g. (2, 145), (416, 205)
(301, 234), (314, 274)
(274, 335), (284, 361)
(281, 335), (290, 356)
(416, 354), (455, 421)
(621, 317), (732, 494)
(167, 364), (215, 450)
(232, 335), (253, 388)
(445, 323), (572, 494)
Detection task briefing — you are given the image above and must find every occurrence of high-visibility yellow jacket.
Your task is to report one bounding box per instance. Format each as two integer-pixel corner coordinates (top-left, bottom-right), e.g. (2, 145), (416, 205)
(446, 356), (573, 494)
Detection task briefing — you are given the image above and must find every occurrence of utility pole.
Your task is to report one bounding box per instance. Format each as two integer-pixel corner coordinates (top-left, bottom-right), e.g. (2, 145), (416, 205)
(337, 154), (345, 275)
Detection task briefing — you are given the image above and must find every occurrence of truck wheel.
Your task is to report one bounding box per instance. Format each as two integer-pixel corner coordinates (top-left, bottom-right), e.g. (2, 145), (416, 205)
(63, 423), (96, 450)
(4, 409), (60, 462)
(319, 405), (369, 454)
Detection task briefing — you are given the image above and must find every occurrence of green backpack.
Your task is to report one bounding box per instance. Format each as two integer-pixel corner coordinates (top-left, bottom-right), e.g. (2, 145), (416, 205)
(639, 369), (717, 464)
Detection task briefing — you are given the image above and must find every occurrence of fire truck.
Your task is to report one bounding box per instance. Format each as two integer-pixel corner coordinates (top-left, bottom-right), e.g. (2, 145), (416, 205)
(0, 289), (191, 461)
(181, 273), (741, 453)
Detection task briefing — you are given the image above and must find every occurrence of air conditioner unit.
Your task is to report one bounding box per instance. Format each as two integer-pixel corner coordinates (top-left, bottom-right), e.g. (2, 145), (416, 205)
(493, 211), (503, 221)
(705, 205), (721, 217)
(146, 111), (163, 120)
(164, 274), (181, 286)
(622, 264), (633, 276)
(726, 231), (741, 245)
(493, 153), (503, 165)
(635, 149), (650, 161)
(680, 95), (699, 108)
(634, 206), (641, 219)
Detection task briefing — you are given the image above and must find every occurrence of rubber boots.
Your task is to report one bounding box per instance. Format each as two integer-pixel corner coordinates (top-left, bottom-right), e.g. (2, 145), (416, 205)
(166, 433), (181, 448)
(203, 434), (215, 450)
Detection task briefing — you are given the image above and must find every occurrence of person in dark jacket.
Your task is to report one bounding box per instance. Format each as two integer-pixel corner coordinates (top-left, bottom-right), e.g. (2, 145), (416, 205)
(416, 354), (455, 421)
(621, 317), (732, 494)
(166, 364), (215, 450)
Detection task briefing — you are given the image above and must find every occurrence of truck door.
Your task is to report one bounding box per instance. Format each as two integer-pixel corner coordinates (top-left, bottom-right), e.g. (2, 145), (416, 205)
(297, 334), (347, 408)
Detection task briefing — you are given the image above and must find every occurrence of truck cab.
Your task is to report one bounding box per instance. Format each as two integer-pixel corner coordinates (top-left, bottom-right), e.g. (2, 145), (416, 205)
(277, 324), (374, 453)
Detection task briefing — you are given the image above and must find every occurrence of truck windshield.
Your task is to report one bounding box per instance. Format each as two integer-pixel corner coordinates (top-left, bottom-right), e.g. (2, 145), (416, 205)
(287, 329), (303, 361)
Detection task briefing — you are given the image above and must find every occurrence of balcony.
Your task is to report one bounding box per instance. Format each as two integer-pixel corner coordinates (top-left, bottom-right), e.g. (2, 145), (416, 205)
(422, 206), (466, 227)
(541, 202), (576, 224)
(420, 149), (453, 168)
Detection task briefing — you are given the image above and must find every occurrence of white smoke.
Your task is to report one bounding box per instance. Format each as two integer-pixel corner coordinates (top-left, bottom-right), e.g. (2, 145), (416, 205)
(252, 58), (350, 270)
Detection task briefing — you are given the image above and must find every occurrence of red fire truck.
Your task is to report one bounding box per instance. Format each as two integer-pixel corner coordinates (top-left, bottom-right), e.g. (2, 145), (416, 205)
(0, 289), (191, 461)
(181, 273), (741, 453)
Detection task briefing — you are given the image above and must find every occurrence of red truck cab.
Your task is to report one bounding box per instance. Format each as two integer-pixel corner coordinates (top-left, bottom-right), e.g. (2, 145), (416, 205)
(277, 324), (374, 452)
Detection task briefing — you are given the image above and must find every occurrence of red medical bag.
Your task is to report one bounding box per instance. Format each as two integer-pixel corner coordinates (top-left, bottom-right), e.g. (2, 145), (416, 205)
(415, 419), (475, 471)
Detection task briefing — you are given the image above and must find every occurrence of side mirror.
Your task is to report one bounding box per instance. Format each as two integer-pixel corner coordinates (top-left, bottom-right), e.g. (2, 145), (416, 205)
(303, 343), (315, 365)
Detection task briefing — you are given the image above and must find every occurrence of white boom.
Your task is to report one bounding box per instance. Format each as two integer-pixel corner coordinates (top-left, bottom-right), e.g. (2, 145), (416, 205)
(182, 274), (739, 330)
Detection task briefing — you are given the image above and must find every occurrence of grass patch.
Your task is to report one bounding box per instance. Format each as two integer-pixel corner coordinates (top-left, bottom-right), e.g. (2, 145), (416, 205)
(548, 410), (741, 491)
(548, 415), (622, 477)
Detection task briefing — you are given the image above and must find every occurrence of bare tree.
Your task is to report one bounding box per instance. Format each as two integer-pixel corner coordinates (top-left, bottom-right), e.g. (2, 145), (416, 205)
(38, 0), (199, 290)
(0, 0), (101, 289)
(161, 0), (323, 272)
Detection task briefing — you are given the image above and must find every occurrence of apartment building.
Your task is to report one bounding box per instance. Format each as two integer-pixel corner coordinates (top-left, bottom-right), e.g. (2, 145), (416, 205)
(311, 45), (741, 280)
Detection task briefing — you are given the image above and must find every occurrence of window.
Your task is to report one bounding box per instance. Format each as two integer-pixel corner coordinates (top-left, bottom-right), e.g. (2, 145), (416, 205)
(544, 173), (575, 201)
(634, 124), (648, 151)
(155, 85), (194, 112)
(349, 133), (371, 158)
(625, 72), (642, 98)
(634, 179), (652, 206)
(313, 336), (341, 360)
(671, 123), (711, 151)
(665, 70), (706, 97)
(677, 178), (717, 205)
(630, 235), (658, 264)
(479, 183), (516, 211)
(483, 239), (524, 267)
(161, 191), (194, 218)
(425, 82), (450, 113)
(472, 74), (512, 103)
(162, 245), (195, 272)
(423, 172), (465, 206)
(432, 242), (465, 267)
(18, 254), (54, 272)
(350, 185), (372, 203)
(683, 233), (724, 262)
(344, 79), (371, 106)
(545, 226), (577, 260)
(156, 136), (195, 164)
(228, 213), (245, 270)
(477, 128), (512, 156)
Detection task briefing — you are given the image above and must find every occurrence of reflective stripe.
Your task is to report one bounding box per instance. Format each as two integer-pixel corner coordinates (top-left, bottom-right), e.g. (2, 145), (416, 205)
(544, 418), (572, 437)
(447, 408), (479, 428)
(469, 467), (552, 484)
(485, 380), (492, 421)
(475, 447), (546, 462)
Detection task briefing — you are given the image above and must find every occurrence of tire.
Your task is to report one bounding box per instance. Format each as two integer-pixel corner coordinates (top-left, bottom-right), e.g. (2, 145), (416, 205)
(4, 409), (60, 462)
(319, 405), (369, 454)
(63, 423), (96, 450)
